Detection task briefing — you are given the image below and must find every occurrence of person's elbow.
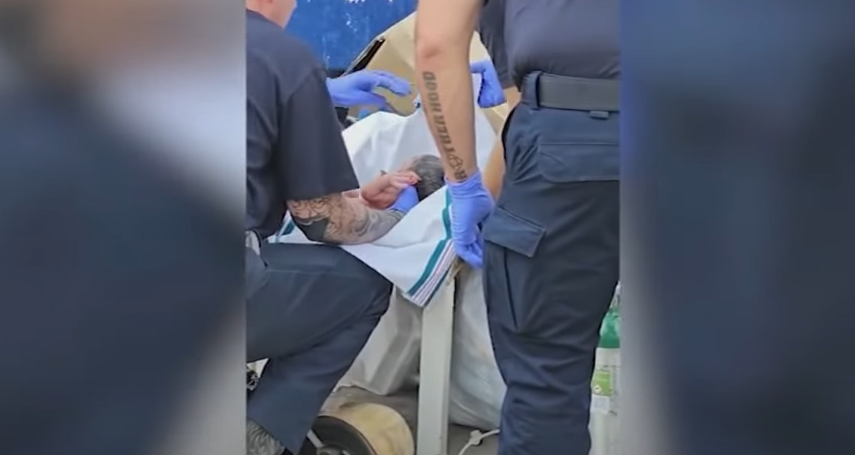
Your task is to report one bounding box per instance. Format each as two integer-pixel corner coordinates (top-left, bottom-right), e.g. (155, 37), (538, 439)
(415, 0), (480, 66)
(295, 223), (328, 243)
(504, 86), (521, 108)
(286, 196), (343, 244)
(415, 34), (448, 65)
(415, 27), (469, 66)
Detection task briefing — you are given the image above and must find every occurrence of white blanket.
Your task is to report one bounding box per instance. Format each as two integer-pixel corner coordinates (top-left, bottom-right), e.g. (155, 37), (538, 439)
(269, 77), (496, 306)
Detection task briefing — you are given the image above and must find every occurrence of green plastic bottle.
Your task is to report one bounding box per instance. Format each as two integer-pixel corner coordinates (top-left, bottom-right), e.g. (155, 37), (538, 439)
(590, 285), (621, 455)
(599, 304), (621, 349)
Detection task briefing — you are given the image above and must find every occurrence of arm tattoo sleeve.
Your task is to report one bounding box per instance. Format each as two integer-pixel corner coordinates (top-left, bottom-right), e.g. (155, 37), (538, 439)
(421, 71), (469, 181)
(287, 194), (405, 245)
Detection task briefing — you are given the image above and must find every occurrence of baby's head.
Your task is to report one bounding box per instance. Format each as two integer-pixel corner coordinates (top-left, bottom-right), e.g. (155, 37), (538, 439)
(399, 155), (444, 200)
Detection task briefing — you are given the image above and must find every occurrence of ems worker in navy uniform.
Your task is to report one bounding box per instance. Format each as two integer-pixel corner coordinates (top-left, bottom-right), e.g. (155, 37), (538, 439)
(415, 0), (619, 454)
(474, 0), (521, 198)
(244, 1), (419, 454)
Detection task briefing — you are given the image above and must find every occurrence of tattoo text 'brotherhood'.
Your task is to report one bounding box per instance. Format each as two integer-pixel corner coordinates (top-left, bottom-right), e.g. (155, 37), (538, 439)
(421, 72), (468, 181)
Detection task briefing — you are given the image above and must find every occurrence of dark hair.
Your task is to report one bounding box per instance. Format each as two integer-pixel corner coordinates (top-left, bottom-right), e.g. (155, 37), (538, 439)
(407, 155), (445, 201)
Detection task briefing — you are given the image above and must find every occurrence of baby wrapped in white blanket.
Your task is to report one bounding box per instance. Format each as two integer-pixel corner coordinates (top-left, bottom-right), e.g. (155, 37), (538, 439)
(269, 77), (496, 306)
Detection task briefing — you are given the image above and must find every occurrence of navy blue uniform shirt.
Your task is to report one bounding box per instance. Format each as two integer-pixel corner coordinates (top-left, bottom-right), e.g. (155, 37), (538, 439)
(478, 0), (514, 89)
(246, 9), (359, 238)
(504, 0), (619, 87)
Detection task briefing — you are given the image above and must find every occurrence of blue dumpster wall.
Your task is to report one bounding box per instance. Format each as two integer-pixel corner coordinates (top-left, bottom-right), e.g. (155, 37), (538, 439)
(286, 0), (417, 70)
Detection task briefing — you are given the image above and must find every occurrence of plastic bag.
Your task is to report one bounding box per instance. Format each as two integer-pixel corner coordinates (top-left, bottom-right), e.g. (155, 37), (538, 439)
(337, 291), (422, 395)
(448, 268), (505, 429)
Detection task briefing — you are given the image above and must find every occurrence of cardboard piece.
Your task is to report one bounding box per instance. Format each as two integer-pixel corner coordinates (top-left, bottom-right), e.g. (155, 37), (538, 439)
(347, 13), (510, 132)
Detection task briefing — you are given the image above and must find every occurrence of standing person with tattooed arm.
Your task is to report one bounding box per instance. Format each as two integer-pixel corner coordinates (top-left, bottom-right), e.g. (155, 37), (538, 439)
(244, 1), (419, 454)
(415, 0), (619, 454)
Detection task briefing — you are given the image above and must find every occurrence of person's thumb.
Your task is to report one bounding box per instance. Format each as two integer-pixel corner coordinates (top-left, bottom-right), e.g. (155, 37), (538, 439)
(470, 60), (489, 74)
(390, 186), (418, 212)
(400, 185), (418, 201)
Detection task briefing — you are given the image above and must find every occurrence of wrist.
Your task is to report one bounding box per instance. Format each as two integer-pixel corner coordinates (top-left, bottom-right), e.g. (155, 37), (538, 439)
(446, 169), (483, 194)
(444, 163), (480, 185)
(385, 208), (407, 218)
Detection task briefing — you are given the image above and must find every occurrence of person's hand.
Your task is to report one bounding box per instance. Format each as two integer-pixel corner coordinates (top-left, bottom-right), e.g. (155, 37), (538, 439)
(326, 70), (411, 109)
(470, 59), (506, 108)
(446, 170), (494, 268)
(388, 185), (419, 214)
(361, 171), (420, 209)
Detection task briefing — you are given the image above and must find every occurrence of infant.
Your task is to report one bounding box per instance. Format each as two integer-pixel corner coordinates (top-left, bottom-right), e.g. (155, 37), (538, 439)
(345, 155), (445, 209)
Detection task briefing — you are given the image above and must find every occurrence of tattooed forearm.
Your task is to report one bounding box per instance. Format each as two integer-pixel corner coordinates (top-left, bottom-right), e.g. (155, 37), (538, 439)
(421, 71), (469, 181)
(287, 194), (404, 245)
(347, 207), (405, 242)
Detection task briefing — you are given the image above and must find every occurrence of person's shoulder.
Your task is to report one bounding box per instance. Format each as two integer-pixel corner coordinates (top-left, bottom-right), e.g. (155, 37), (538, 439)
(246, 11), (319, 70)
(249, 29), (318, 67)
(246, 12), (323, 88)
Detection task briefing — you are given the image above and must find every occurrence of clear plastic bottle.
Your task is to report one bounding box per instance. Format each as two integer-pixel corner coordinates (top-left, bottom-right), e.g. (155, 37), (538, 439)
(590, 285), (620, 455)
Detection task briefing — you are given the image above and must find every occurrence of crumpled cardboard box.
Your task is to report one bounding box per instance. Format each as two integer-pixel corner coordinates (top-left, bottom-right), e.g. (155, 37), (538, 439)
(348, 13), (510, 132)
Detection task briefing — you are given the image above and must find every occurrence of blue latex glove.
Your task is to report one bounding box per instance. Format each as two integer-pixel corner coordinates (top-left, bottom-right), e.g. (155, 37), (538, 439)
(327, 70), (411, 109)
(470, 59), (506, 108)
(388, 186), (419, 214)
(412, 59), (502, 109)
(446, 170), (494, 268)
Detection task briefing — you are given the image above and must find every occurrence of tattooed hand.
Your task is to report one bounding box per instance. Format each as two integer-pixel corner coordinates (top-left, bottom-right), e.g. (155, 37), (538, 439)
(287, 193), (405, 245)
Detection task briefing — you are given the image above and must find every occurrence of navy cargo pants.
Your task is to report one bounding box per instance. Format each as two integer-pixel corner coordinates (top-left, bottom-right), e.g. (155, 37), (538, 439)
(246, 242), (391, 454)
(483, 73), (620, 455)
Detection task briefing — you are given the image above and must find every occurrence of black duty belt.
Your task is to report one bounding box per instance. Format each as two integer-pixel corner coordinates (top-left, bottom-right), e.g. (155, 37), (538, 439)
(525, 73), (619, 112)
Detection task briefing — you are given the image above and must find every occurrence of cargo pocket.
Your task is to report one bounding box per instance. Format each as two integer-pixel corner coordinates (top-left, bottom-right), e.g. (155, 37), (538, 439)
(537, 143), (619, 183)
(482, 206), (545, 333)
